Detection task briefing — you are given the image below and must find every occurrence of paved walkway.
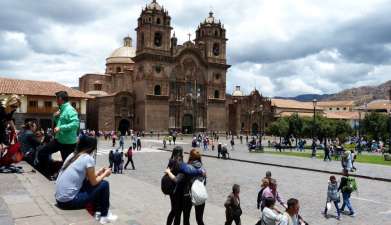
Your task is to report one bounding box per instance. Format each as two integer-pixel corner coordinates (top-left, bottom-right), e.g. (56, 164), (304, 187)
(145, 136), (391, 181)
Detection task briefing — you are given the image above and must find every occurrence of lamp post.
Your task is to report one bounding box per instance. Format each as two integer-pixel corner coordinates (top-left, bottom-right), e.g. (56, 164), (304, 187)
(259, 105), (264, 148)
(312, 98), (317, 158)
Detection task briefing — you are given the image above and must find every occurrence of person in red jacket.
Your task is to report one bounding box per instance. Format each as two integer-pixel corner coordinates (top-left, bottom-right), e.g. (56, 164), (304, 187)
(124, 146), (135, 170)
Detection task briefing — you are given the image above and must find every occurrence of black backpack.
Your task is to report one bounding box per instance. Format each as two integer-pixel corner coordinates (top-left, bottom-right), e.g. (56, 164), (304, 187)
(161, 174), (175, 195)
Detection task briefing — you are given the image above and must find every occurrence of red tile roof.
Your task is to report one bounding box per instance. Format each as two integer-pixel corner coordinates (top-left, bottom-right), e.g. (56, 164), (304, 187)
(0, 77), (92, 98)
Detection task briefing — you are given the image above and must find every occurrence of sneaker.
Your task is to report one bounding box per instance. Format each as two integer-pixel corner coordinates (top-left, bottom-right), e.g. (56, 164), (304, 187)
(94, 212), (101, 221)
(99, 212), (118, 224)
(336, 216), (341, 220)
(349, 212), (356, 217)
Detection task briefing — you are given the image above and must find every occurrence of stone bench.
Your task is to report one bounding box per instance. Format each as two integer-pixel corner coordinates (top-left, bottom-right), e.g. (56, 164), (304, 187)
(1, 161), (99, 225)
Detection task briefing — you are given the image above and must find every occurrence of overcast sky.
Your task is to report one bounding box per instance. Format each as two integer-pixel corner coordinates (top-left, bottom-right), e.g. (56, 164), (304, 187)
(1, 0), (390, 97)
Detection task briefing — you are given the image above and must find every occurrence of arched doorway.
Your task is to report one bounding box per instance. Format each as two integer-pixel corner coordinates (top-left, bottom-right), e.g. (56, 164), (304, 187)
(118, 119), (130, 135)
(251, 123), (259, 136)
(182, 114), (193, 134)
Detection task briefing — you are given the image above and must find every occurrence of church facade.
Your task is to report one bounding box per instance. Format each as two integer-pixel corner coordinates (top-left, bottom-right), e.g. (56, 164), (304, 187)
(79, 1), (230, 134)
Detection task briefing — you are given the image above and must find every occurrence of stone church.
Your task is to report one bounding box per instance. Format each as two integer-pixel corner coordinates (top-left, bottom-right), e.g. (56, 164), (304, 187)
(79, 0), (230, 134)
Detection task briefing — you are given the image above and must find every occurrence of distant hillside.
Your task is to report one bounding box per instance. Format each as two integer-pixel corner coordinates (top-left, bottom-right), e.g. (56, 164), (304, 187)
(325, 80), (391, 105)
(274, 94), (334, 102)
(274, 80), (390, 105)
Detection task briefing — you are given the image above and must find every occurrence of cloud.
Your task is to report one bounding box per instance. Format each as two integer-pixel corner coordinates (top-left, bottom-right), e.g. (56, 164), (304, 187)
(0, 0), (390, 98)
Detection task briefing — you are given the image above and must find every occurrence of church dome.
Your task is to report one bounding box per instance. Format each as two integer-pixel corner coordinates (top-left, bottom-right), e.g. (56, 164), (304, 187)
(147, 0), (162, 11)
(232, 86), (243, 97)
(106, 36), (136, 64)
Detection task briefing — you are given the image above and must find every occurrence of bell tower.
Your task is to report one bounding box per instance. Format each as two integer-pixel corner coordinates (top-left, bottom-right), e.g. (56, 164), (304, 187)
(195, 11), (227, 64)
(135, 0), (172, 56)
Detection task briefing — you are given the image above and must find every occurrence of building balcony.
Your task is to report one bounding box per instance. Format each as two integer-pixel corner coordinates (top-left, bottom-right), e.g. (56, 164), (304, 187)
(27, 107), (81, 114)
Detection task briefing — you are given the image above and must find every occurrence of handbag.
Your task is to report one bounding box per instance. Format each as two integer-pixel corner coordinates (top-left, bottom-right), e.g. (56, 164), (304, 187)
(0, 132), (23, 166)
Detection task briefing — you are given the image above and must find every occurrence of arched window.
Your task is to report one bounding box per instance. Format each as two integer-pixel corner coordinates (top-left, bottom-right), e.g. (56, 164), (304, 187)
(154, 32), (162, 47)
(214, 30), (219, 36)
(116, 67), (121, 73)
(121, 97), (127, 107)
(94, 83), (102, 91)
(214, 90), (220, 99)
(154, 85), (161, 96)
(156, 18), (161, 24)
(212, 43), (220, 56)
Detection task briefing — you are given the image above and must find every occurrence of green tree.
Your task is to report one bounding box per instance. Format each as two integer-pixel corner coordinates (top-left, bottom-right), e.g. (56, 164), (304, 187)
(267, 117), (289, 143)
(361, 112), (389, 142)
(288, 113), (304, 146)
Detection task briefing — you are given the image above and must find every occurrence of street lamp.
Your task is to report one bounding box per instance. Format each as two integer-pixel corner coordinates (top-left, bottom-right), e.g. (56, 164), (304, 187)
(259, 105), (264, 148)
(312, 98), (317, 157)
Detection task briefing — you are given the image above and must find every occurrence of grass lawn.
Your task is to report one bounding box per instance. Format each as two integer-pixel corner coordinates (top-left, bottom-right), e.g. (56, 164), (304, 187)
(252, 148), (391, 166)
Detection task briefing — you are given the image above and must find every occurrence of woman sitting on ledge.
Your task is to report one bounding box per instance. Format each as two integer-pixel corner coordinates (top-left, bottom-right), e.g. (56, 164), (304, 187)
(55, 135), (117, 224)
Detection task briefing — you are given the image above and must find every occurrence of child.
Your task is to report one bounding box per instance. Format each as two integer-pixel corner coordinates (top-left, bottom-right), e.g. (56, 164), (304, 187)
(324, 175), (341, 220)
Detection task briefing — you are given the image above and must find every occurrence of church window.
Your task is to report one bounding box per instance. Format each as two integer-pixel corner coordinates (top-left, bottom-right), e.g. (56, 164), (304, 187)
(149, 17), (152, 22)
(121, 97), (127, 107)
(212, 43), (220, 56)
(214, 73), (221, 80)
(141, 33), (145, 48)
(154, 32), (162, 47)
(116, 67), (122, 73)
(157, 18), (161, 24)
(94, 83), (102, 91)
(155, 64), (162, 73)
(337, 107), (340, 111)
(154, 85), (161, 96)
(214, 90), (220, 99)
(215, 30), (219, 36)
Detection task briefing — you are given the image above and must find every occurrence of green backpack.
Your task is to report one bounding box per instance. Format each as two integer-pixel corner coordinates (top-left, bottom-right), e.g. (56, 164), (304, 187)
(343, 177), (358, 192)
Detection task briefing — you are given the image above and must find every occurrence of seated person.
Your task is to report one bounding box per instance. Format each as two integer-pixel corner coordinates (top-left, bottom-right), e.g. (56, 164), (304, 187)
(55, 135), (117, 224)
(18, 121), (44, 165)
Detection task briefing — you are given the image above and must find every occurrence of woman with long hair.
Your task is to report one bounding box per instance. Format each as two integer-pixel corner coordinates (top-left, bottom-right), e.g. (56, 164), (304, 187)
(165, 147), (205, 225)
(183, 149), (207, 225)
(55, 135), (117, 224)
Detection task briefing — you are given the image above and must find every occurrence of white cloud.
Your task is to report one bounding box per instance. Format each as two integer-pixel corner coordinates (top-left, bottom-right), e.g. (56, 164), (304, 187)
(0, 0), (390, 97)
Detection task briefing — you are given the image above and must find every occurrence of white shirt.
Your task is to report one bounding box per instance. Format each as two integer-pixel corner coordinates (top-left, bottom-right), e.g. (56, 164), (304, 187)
(279, 212), (299, 225)
(261, 207), (283, 225)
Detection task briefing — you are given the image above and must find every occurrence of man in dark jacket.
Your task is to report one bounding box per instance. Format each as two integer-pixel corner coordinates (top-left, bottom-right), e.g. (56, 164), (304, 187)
(225, 184), (242, 225)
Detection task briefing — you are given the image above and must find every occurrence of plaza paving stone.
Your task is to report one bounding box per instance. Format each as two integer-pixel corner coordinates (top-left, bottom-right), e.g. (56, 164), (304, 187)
(96, 138), (391, 225)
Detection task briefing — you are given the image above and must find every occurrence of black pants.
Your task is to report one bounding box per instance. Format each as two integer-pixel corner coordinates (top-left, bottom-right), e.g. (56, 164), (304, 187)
(166, 194), (183, 225)
(124, 157), (135, 169)
(38, 139), (76, 177)
(324, 151), (331, 161)
(225, 214), (241, 225)
(183, 196), (205, 225)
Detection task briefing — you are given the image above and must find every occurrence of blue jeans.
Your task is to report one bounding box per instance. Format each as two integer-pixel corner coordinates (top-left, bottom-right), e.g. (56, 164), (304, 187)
(340, 192), (354, 214)
(57, 180), (110, 216)
(325, 200), (340, 217)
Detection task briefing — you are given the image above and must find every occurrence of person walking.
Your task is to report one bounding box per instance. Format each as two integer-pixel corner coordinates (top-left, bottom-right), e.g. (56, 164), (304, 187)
(338, 169), (357, 217)
(108, 150), (114, 170)
(113, 149), (121, 174)
(38, 91), (79, 179)
(119, 135), (125, 151)
(224, 184), (242, 225)
(261, 178), (286, 210)
(257, 178), (269, 210)
(112, 133), (117, 147)
(279, 198), (304, 225)
(136, 137), (141, 151)
(124, 146), (135, 170)
(324, 145), (332, 161)
(230, 138), (235, 151)
(257, 197), (283, 225)
(55, 135), (117, 224)
(183, 149), (207, 225)
(217, 143), (222, 158)
(323, 176), (341, 220)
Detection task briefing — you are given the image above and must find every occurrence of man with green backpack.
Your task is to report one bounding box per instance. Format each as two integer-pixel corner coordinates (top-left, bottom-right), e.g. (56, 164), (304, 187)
(338, 169), (357, 217)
